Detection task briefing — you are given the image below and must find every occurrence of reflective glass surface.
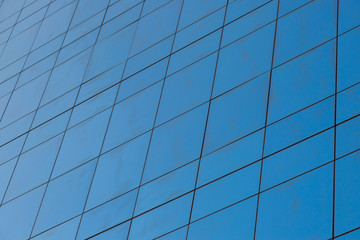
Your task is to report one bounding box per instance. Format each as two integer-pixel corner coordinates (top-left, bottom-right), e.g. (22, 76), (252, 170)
(0, 0), (358, 239)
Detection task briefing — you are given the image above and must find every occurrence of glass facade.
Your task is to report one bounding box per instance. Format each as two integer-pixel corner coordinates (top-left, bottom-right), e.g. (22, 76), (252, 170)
(0, 0), (359, 239)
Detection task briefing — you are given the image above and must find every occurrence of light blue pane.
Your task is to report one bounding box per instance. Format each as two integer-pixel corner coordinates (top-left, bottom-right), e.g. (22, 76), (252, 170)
(124, 36), (173, 78)
(78, 190), (137, 239)
(256, 165), (333, 240)
(274, 0), (336, 66)
(204, 73), (269, 155)
(33, 161), (95, 236)
(188, 197), (257, 240)
(198, 130), (263, 187)
(90, 221), (130, 240)
(0, 186), (45, 240)
(337, 83), (360, 123)
(338, 229), (360, 240)
(191, 162), (260, 221)
(1, 71), (48, 126)
(99, 4), (142, 42)
(265, 97), (334, 156)
(52, 109), (111, 178)
(268, 40), (336, 123)
(41, 49), (92, 105)
(0, 112), (35, 146)
(157, 227), (187, 240)
(336, 116), (360, 158)
(142, 0), (172, 16)
(57, 29), (98, 65)
(23, 112), (70, 152)
(32, 217), (80, 240)
(338, 27), (360, 91)
(278, 0), (312, 16)
(0, 135), (25, 165)
(173, 7), (225, 52)
(34, 88), (77, 127)
(213, 23), (274, 96)
(261, 129), (334, 190)
(168, 30), (221, 76)
(103, 82), (161, 152)
(130, 0), (181, 56)
(69, 85), (117, 128)
(179, 0), (226, 30)
(156, 53), (217, 125)
(77, 63), (124, 103)
(222, 0), (277, 47)
(117, 58), (168, 102)
(33, 2), (76, 49)
(225, 0), (269, 23)
(336, 151), (360, 235)
(86, 133), (150, 210)
(339, 0), (360, 34)
(135, 161), (197, 215)
(85, 23), (136, 80)
(0, 159), (16, 201)
(105, 0), (141, 22)
(71, 0), (108, 28)
(143, 104), (208, 182)
(5, 135), (62, 201)
(128, 194), (192, 240)
(64, 10), (105, 46)
(17, 52), (57, 87)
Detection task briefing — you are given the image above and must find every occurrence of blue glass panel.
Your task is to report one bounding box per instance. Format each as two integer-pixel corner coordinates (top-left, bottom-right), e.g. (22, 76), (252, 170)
(130, 0), (181, 56)
(157, 227), (187, 240)
(135, 161), (197, 215)
(0, 159), (16, 200)
(86, 133), (150, 210)
(173, 8), (225, 52)
(222, 0), (277, 47)
(336, 151), (360, 235)
(213, 23), (274, 96)
(278, 0), (312, 16)
(156, 53), (217, 125)
(198, 130), (263, 187)
(143, 104), (208, 182)
(70, 0), (108, 28)
(0, 135), (25, 165)
(225, 0), (269, 24)
(179, 0), (226, 30)
(336, 115), (360, 158)
(274, 0), (336, 66)
(128, 194), (192, 240)
(261, 129), (334, 190)
(90, 221), (130, 240)
(256, 165), (333, 240)
(105, 0), (141, 22)
(69, 85), (117, 128)
(24, 111), (70, 152)
(117, 58), (167, 102)
(32, 217), (80, 240)
(339, 0), (360, 34)
(204, 73), (269, 155)
(0, 112), (35, 146)
(1, 71), (48, 126)
(191, 162), (260, 221)
(32, 161), (95, 236)
(41, 49), (92, 105)
(103, 82), (161, 152)
(77, 190), (137, 239)
(52, 109), (111, 178)
(4, 135), (62, 201)
(188, 197), (257, 240)
(268, 40), (336, 123)
(337, 229), (360, 240)
(85, 23), (136, 80)
(338, 27), (360, 91)
(264, 97), (334, 156)
(33, 2), (76, 49)
(0, 186), (44, 240)
(337, 83), (360, 123)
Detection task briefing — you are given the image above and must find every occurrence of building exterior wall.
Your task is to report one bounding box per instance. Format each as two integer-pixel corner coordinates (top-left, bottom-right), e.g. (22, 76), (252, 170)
(0, 0), (359, 239)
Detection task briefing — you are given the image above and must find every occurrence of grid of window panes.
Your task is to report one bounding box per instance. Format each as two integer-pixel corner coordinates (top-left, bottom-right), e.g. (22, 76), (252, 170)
(0, 0), (359, 239)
